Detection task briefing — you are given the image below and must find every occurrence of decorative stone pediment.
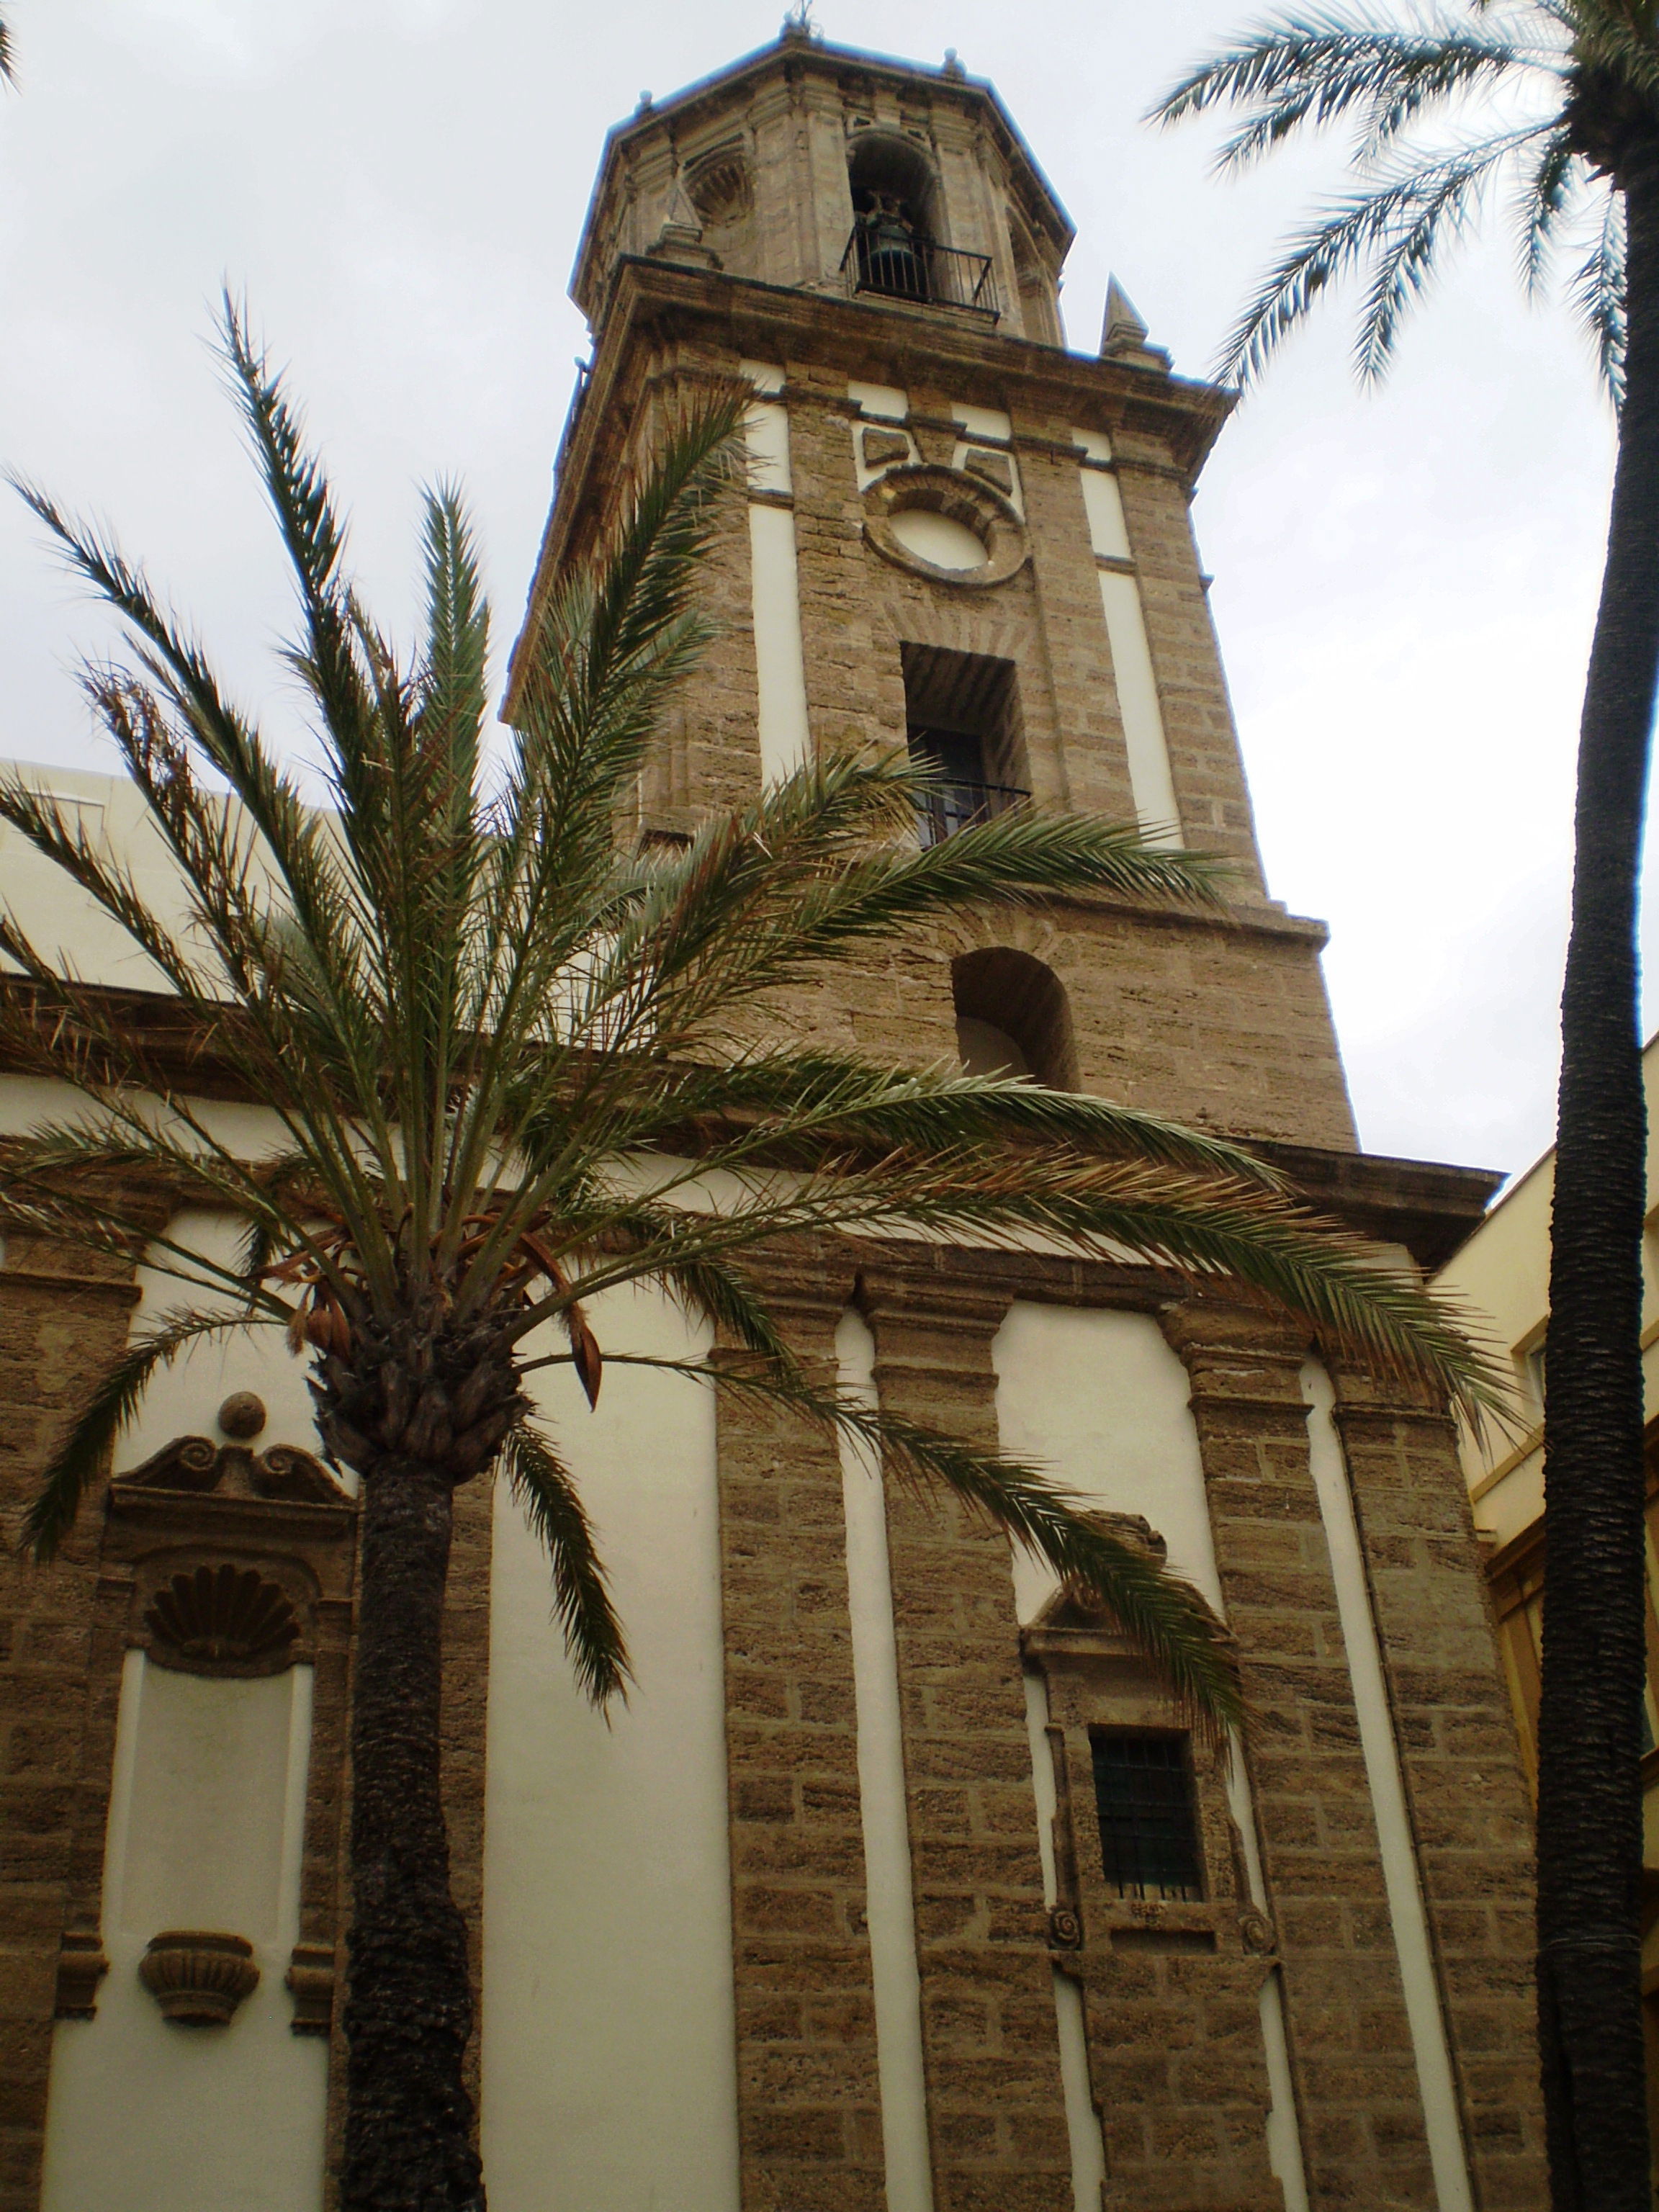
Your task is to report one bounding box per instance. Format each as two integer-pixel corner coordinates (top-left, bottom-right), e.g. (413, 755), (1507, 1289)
(141, 1561), (304, 1677)
(113, 1393), (347, 1508)
(58, 1388), (359, 2028)
(1019, 1513), (1232, 1678)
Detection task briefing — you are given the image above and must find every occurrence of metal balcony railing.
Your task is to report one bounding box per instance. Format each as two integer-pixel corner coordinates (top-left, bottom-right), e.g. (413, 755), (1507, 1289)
(914, 777), (1029, 848)
(840, 222), (997, 318)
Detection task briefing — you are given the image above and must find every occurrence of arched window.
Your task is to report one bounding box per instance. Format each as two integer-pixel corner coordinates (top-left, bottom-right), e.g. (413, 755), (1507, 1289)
(846, 131), (943, 302)
(952, 947), (1076, 1089)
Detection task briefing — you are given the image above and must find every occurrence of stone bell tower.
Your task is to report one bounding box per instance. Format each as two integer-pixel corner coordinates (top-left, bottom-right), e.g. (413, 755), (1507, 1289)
(509, 24), (1356, 1146)
(499, 26), (1547, 2212)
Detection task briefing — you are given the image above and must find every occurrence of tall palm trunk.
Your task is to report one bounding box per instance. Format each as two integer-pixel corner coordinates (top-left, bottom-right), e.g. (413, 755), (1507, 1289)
(342, 1458), (484, 2211)
(1537, 145), (1659, 2211)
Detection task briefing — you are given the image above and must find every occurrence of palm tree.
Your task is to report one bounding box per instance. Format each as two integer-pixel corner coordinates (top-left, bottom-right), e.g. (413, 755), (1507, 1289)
(0, 302), (1504, 2211)
(1153, 9), (1659, 2203)
(1, 16), (12, 85)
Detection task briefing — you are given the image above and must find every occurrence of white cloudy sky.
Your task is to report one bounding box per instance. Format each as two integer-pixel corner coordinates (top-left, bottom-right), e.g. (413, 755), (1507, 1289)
(0, 0), (1637, 1181)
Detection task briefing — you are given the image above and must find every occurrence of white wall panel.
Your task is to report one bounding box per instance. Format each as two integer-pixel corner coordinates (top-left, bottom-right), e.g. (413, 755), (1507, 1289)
(481, 1285), (739, 2212)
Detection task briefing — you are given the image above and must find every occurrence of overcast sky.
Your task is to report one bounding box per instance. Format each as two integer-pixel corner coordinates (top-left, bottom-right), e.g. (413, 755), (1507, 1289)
(0, 0), (1636, 1183)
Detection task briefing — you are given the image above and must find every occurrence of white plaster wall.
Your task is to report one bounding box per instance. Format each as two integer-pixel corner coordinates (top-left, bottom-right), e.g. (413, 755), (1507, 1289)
(0, 763), (192, 991)
(992, 1302), (1222, 1620)
(41, 1655), (325, 2212)
(888, 509), (988, 572)
(120, 1207), (328, 1473)
(480, 1282), (739, 2212)
(1067, 438), (1182, 848)
(1095, 572), (1182, 849)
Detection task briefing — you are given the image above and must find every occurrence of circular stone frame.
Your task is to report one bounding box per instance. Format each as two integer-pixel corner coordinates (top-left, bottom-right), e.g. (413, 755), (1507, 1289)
(863, 463), (1029, 590)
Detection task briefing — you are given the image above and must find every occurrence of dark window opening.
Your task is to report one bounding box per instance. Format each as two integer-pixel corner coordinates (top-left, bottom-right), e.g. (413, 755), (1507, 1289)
(901, 644), (1028, 850)
(1090, 1732), (1203, 1902)
(951, 948), (1075, 1090)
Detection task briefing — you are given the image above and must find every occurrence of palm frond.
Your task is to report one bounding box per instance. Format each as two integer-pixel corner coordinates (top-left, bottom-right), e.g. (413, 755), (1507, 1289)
(601, 1048), (1290, 1187)
(1570, 188), (1627, 406)
(1518, 125), (1581, 297)
(1218, 126), (1549, 385)
(518, 1146), (1510, 1438)
(498, 1422), (631, 1707)
(19, 1308), (261, 1560)
(581, 1349), (1241, 1732)
(1150, 13), (1535, 171)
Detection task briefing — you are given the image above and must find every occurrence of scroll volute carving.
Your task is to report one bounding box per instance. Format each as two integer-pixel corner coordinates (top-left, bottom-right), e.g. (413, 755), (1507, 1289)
(115, 1390), (350, 1510)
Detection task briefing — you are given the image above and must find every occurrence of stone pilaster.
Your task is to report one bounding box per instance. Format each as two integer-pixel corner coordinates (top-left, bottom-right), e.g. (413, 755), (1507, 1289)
(0, 1230), (145, 2212)
(716, 1251), (885, 2212)
(1160, 1303), (1438, 2207)
(1328, 1367), (1547, 2205)
(861, 1259), (1072, 2212)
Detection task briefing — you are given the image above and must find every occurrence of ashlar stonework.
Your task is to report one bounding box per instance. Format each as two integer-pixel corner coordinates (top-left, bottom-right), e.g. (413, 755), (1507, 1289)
(0, 27), (1544, 2212)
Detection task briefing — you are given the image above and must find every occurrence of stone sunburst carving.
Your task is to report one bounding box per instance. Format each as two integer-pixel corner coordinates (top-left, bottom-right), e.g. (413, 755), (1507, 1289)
(143, 1563), (300, 1676)
(138, 1931), (260, 2026)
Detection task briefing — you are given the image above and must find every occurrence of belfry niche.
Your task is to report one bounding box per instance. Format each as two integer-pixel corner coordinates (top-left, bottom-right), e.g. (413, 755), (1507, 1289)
(0, 24), (1546, 2212)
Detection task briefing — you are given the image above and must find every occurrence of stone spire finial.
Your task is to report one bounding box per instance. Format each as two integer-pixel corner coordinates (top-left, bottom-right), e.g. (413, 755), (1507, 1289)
(647, 165), (721, 271)
(1100, 275), (1172, 370)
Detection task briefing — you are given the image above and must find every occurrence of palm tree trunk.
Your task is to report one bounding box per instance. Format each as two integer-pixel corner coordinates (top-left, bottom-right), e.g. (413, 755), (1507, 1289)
(342, 1457), (485, 2211)
(1536, 148), (1659, 2212)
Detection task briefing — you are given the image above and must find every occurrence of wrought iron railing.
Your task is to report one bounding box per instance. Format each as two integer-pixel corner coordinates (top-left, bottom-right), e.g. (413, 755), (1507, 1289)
(840, 224), (997, 318)
(914, 777), (1029, 848)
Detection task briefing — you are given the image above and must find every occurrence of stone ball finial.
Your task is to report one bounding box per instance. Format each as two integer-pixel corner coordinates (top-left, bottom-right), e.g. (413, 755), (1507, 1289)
(217, 1390), (267, 1441)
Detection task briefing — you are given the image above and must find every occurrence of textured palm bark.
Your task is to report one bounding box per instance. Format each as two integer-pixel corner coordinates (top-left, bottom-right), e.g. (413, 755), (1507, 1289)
(341, 1457), (485, 2212)
(1537, 144), (1659, 2212)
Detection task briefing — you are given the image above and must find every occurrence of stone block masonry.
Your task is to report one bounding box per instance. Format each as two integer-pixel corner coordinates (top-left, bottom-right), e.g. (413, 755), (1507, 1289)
(0, 1228), (149, 2212)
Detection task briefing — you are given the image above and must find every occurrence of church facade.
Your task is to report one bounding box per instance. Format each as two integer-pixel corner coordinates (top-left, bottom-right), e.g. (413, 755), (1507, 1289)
(0, 30), (1545, 2212)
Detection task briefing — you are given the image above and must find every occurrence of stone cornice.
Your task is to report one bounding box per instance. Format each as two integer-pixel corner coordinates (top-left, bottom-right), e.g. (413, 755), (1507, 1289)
(0, 989), (1496, 1268)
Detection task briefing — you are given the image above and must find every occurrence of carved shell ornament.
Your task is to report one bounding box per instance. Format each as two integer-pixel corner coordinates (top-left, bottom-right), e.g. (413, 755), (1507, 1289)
(143, 1563), (301, 1675)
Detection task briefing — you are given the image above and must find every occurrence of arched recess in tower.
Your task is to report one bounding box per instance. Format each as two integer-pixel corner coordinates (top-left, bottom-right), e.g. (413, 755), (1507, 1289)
(953, 947), (1077, 1089)
(846, 130), (945, 302)
(685, 143), (754, 270)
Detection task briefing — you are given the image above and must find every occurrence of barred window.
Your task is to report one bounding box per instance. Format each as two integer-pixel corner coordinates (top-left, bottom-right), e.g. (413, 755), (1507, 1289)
(1090, 1731), (1202, 1902)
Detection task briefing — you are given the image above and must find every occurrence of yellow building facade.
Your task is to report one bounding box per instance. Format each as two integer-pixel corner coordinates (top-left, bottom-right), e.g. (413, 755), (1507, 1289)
(1434, 1033), (1659, 2191)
